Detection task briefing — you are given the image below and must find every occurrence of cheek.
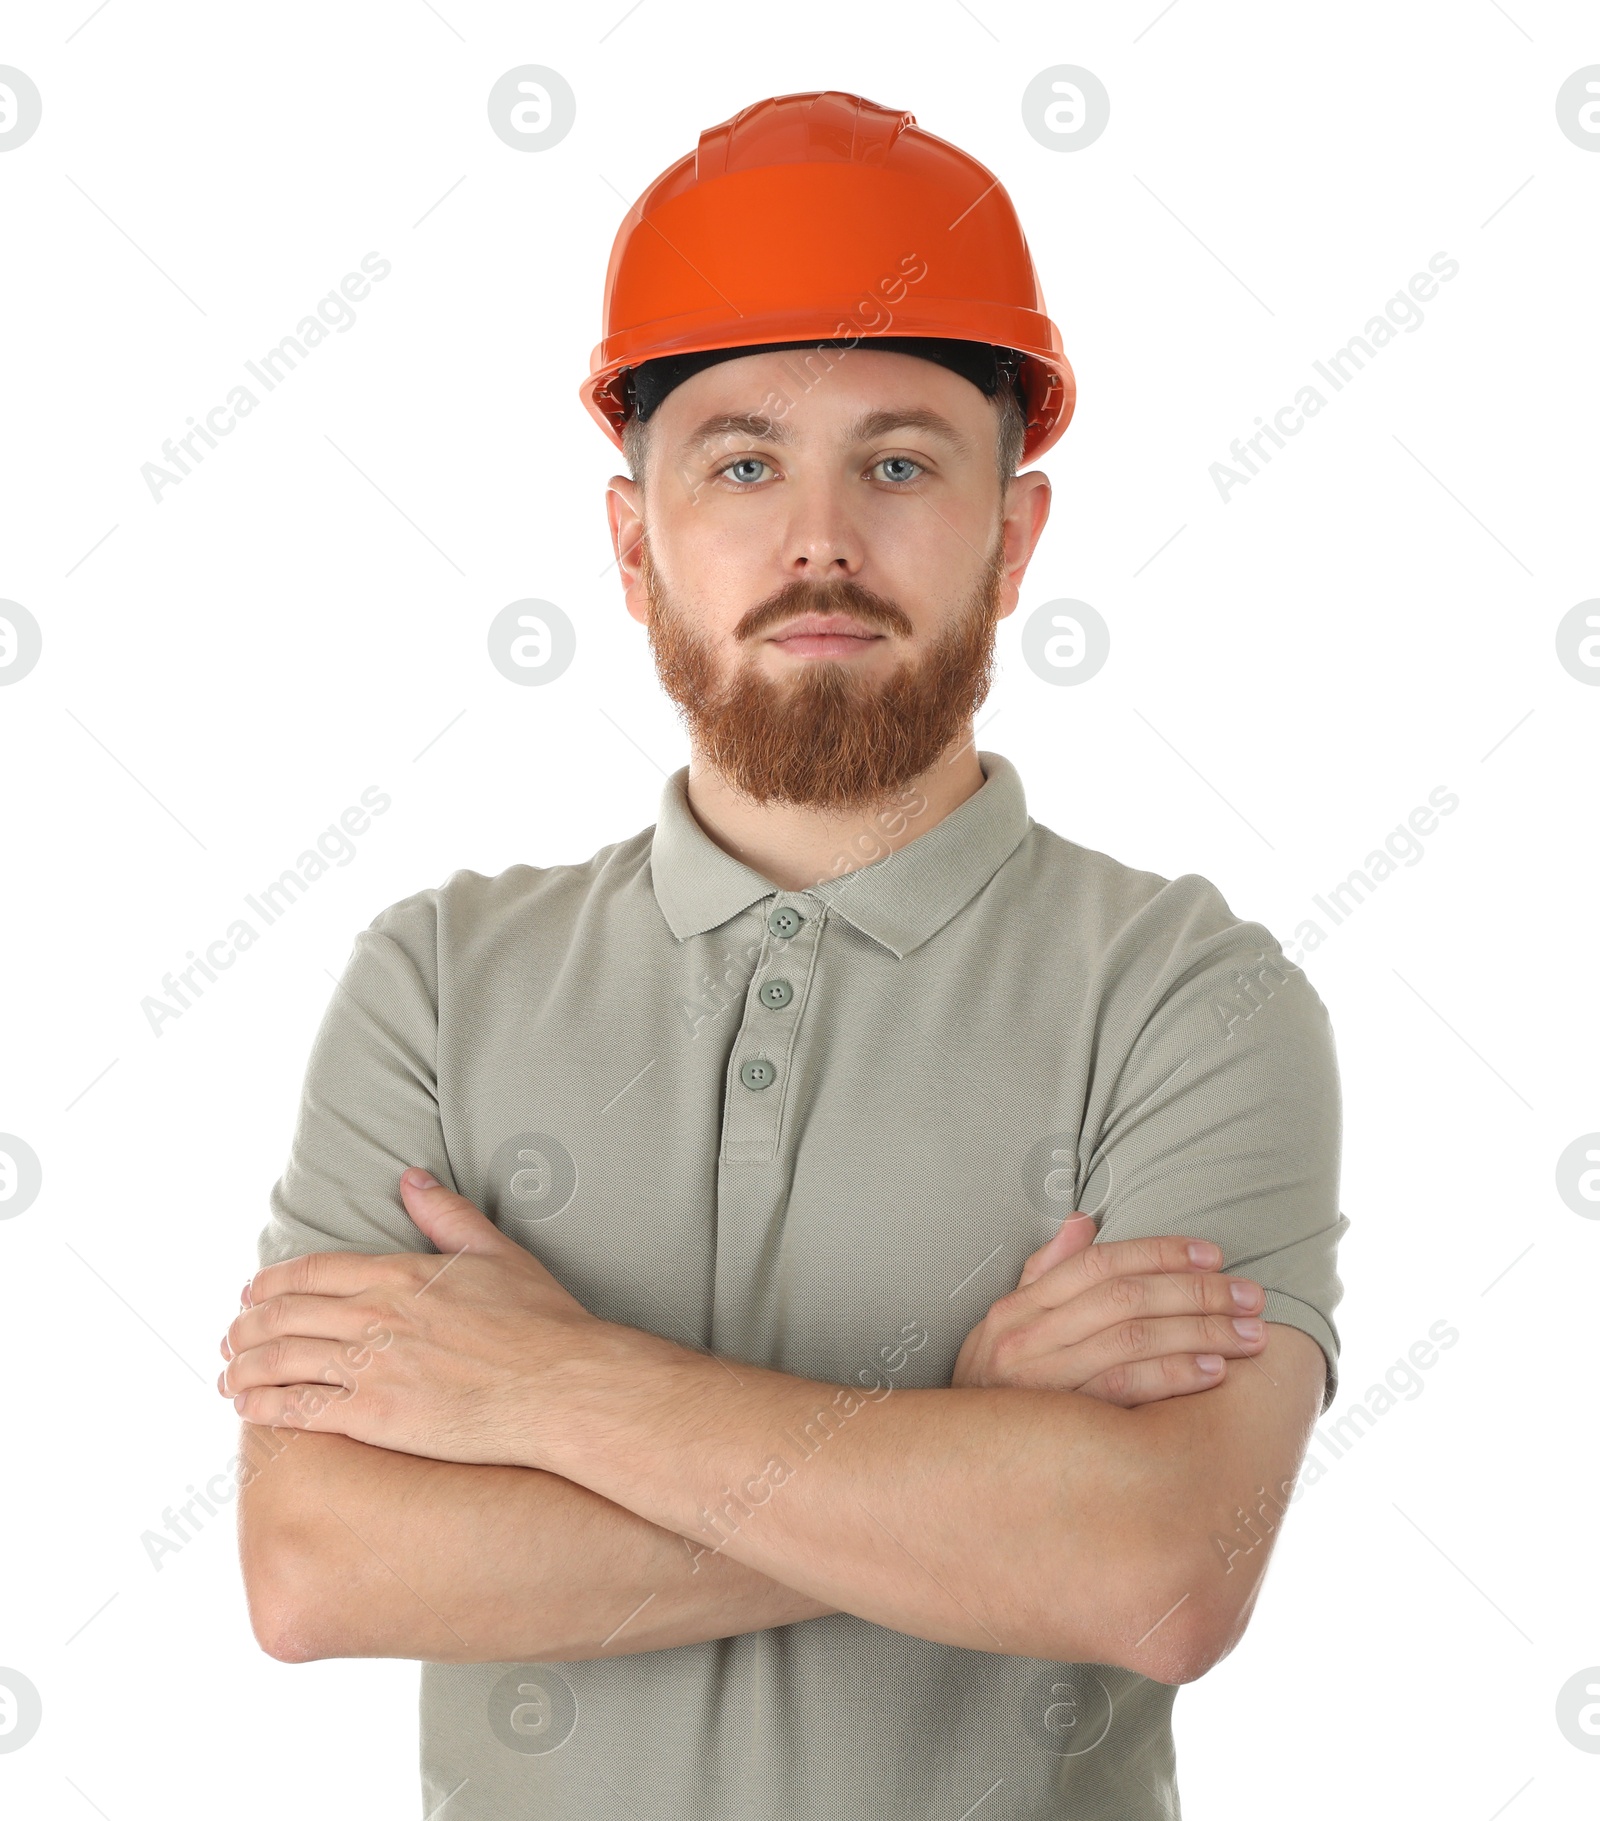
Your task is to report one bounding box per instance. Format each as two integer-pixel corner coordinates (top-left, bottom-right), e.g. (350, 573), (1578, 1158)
(650, 544), (762, 651)
(860, 512), (973, 611)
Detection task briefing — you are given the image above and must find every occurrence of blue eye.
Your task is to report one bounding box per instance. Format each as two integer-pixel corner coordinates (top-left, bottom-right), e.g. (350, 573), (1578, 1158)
(714, 453), (925, 487)
(719, 456), (771, 485)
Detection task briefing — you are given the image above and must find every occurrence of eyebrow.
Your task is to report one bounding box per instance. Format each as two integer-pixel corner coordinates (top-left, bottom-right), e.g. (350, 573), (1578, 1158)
(676, 406), (972, 460)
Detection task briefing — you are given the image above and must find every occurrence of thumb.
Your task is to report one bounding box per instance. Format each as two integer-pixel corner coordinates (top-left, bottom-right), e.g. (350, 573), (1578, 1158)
(399, 1167), (515, 1256)
(1017, 1211), (1098, 1288)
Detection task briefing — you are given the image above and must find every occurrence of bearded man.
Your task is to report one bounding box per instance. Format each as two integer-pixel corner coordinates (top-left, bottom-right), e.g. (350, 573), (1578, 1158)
(226, 90), (1345, 1821)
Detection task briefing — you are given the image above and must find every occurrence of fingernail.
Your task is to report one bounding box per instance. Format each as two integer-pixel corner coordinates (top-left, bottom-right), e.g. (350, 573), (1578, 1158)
(1229, 1281), (1260, 1309)
(1197, 1354), (1224, 1373)
(1187, 1241), (1221, 1268)
(1231, 1317), (1264, 1340)
(240, 1282), (253, 1308)
(405, 1168), (439, 1189)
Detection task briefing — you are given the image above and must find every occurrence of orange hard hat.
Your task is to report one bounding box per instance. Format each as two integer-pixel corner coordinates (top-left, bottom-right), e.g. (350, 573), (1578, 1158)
(581, 90), (1076, 465)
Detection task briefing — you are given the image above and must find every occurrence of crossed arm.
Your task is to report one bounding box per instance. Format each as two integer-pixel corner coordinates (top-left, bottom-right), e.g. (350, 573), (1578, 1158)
(234, 1175), (1327, 1683)
(239, 1424), (843, 1665)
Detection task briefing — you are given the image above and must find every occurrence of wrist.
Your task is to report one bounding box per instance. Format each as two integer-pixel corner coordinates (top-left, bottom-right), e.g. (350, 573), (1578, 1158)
(523, 1315), (687, 1477)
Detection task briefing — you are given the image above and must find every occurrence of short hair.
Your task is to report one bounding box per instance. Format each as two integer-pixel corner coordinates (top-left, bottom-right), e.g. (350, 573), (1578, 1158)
(622, 372), (1028, 500)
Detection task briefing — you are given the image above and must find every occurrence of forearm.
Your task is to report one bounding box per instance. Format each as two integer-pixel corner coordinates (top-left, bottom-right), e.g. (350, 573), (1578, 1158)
(539, 1325), (1194, 1679)
(236, 1422), (838, 1664)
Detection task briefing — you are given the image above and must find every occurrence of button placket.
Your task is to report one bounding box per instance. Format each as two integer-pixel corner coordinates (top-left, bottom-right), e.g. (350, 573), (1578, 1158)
(722, 899), (824, 1163)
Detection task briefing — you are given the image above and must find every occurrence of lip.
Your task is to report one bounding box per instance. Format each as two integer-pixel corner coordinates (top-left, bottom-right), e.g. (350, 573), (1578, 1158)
(767, 614), (886, 656)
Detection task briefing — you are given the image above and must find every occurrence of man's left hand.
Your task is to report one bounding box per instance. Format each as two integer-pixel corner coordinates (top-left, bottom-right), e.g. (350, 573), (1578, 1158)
(218, 1169), (602, 1466)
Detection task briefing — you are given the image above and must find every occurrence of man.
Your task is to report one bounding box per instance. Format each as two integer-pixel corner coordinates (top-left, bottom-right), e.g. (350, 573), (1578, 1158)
(227, 91), (1346, 1817)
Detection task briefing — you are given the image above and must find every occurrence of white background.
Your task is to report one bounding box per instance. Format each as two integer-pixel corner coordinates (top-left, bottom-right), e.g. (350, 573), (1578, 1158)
(1, 2), (1596, 1816)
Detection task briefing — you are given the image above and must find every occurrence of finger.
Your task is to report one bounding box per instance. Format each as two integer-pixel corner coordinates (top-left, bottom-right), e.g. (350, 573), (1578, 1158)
(1016, 1213), (1097, 1289)
(989, 1282), (1266, 1380)
(1023, 1231), (1228, 1310)
(220, 1336), (365, 1399)
(247, 1248), (395, 1309)
(229, 1378), (360, 1433)
(224, 1290), (387, 1361)
(1054, 1268), (1264, 1346)
(1077, 1351), (1231, 1409)
(399, 1169), (520, 1256)
(1036, 1311), (1267, 1388)
(981, 1260), (1266, 1381)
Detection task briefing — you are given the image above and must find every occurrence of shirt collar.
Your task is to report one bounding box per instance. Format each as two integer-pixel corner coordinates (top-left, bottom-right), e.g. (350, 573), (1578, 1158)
(650, 750), (1031, 959)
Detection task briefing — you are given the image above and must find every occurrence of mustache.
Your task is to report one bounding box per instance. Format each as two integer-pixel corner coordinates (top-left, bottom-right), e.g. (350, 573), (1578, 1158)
(735, 576), (915, 641)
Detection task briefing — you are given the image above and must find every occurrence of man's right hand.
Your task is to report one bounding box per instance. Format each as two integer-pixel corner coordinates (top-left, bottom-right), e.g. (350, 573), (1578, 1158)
(950, 1214), (1268, 1408)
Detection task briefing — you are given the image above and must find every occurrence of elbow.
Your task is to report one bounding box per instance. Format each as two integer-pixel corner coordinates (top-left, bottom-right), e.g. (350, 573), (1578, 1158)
(255, 1617), (321, 1666)
(1119, 1630), (1214, 1689)
(1151, 1588), (1257, 1686)
(1037, 1601), (1216, 1688)
(1156, 1624), (1231, 1687)
(241, 1525), (335, 1664)
(253, 1603), (326, 1666)
(1119, 1616), (1228, 1688)
(235, 1423), (356, 1662)
(1094, 1567), (1248, 1688)
(1112, 1504), (1273, 1685)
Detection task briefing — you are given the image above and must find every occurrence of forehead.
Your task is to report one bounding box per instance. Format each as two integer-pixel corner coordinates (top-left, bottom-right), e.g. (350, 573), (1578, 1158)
(659, 348), (986, 458)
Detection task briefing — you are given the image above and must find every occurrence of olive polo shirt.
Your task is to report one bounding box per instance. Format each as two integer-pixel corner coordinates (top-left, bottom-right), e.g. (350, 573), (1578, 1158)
(256, 748), (1347, 1819)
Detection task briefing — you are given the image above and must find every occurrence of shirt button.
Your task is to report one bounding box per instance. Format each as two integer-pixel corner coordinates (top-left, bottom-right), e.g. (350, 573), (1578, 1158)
(767, 904), (805, 938)
(739, 1058), (777, 1091)
(759, 978), (793, 1010)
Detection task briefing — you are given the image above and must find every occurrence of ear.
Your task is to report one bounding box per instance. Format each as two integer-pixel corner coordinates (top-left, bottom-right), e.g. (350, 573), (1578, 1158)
(606, 475), (649, 626)
(995, 469), (1052, 622)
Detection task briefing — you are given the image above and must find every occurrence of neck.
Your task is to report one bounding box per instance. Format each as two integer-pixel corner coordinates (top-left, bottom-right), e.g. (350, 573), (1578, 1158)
(682, 731), (987, 892)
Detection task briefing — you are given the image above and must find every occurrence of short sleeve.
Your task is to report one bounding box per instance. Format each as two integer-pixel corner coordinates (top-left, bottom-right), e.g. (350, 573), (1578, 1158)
(256, 890), (457, 1270)
(1076, 875), (1348, 1414)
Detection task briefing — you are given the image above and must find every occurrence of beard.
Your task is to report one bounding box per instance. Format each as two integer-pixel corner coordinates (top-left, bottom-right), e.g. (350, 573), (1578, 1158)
(640, 530), (1004, 815)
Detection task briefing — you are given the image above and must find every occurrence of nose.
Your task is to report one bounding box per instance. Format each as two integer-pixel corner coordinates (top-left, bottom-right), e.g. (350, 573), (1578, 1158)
(782, 473), (866, 582)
